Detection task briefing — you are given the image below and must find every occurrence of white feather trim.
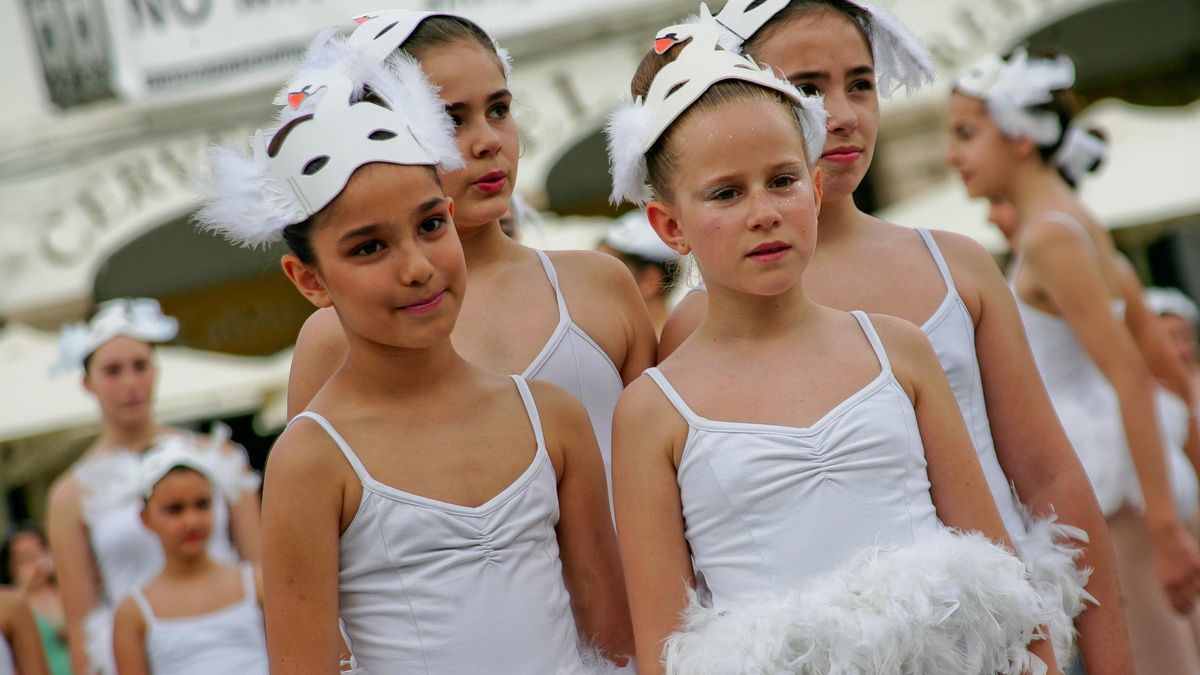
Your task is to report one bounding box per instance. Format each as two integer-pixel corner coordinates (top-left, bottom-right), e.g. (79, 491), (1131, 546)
(578, 640), (637, 674)
(380, 53), (465, 171)
(856, 1), (936, 97)
(605, 101), (655, 206)
(84, 606), (117, 675)
(493, 41), (513, 79)
(192, 141), (304, 249)
(664, 529), (1052, 675)
(1020, 512), (1096, 669)
(985, 50), (1076, 144)
(1053, 124), (1108, 185)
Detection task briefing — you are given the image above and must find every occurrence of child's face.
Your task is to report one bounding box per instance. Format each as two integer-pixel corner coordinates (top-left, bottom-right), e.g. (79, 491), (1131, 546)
(298, 163), (466, 350)
(946, 93), (1020, 201)
(651, 99), (821, 299)
(83, 336), (156, 429)
(143, 469), (214, 557)
(420, 40), (517, 231)
(749, 8), (878, 202)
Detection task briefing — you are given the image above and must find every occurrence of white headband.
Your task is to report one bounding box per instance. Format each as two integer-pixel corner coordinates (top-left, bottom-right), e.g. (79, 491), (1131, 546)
(195, 32), (463, 249)
(347, 9), (512, 79)
(956, 49), (1076, 145)
(692, 0), (935, 97)
(53, 298), (178, 376)
(139, 435), (218, 499)
(1144, 287), (1200, 326)
(604, 210), (680, 263)
(1053, 123), (1108, 185)
(605, 23), (827, 206)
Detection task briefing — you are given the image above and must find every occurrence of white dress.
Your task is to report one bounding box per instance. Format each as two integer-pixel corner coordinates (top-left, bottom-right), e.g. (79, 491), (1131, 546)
(525, 251), (624, 510)
(128, 563), (267, 675)
(648, 311), (1051, 675)
(73, 426), (260, 675)
(916, 228), (1093, 666)
(292, 376), (625, 675)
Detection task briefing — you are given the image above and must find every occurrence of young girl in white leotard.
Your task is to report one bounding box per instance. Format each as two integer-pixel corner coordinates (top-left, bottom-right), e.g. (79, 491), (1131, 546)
(609, 23), (1055, 675)
(948, 47), (1200, 674)
(112, 438), (268, 675)
(658, 3), (1128, 668)
(285, 11), (657, 507)
(196, 33), (632, 673)
(43, 300), (261, 675)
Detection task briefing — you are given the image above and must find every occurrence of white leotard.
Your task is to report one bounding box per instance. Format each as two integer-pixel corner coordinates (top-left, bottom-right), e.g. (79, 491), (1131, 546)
(0, 631), (12, 675)
(527, 251), (623, 499)
(915, 229), (1028, 544)
(647, 312), (1048, 674)
(292, 376), (599, 675)
(129, 564), (268, 675)
(1011, 214), (1133, 516)
(918, 229), (1094, 666)
(73, 432), (258, 674)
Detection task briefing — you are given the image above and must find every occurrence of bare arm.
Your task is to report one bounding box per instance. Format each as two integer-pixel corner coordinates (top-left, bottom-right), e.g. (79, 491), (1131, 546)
(657, 291), (706, 363)
(612, 377), (694, 675)
(260, 422), (348, 674)
(1027, 223), (1200, 613)
(880, 314), (1060, 674)
(45, 476), (101, 675)
(937, 231), (1131, 672)
(111, 598), (148, 675)
(533, 381), (634, 663)
(1116, 256), (1200, 481)
(287, 308), (348, 419)
(1, 590), (50, 675)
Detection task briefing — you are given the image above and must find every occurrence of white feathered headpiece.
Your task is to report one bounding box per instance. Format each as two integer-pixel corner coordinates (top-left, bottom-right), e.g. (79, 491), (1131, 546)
(1052, 123), (1108, 185)
(956, 49), (1076, 146)
(691, 0), (935, 97)
(347, 9), (512, 79)
(605, 23), (828, 206)
(194, 31), (463, 249)
(1144, 287), (1199, 326)
(52, 298), (178, 376)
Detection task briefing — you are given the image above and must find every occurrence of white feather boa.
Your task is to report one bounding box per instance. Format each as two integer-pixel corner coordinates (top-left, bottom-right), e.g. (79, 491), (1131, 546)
(663, 529), (1053, 675)
(1019, 512), (1096, 668)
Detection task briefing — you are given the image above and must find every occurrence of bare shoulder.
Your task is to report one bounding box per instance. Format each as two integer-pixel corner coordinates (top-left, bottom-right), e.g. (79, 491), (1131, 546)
(926, 228), (999, 272)
(864, 312), (939, 378)
(112, 595), (144, 631)
(47, 470), (83, 517)
(546, 248), (636, 286)
(0, 586), (21, 615)
(265, 417), (351, 485)
(614, 372), (685, 441)
(294, 307), (346, 356)
(525, 378), (591, 430)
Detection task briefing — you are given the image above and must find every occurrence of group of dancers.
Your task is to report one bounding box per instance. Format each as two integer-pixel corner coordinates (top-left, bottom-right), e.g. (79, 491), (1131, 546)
(5, 1), (1200, 673)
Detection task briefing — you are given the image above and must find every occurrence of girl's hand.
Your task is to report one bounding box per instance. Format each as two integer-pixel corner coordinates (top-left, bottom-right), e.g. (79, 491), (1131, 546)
(1148, 519), (1200, 613)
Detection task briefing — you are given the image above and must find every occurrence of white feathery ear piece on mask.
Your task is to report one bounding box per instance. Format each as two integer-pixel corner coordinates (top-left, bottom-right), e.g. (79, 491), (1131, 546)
(702, 0), (787, 53)
(1053, 124), (1108, 185)
(852, 1), (935, 97)
(605, 23), (827, 207)
(956, 48), (1076, 145)
(195, 35), (462, 249)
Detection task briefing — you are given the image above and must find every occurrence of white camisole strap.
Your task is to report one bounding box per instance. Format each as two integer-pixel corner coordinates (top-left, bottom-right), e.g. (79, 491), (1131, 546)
(238, 563), (256, 608)
(849, 310), (892, 375)
(533, 250), (572, 323)
(130, 587), (156, 623)
(509, 375), (547, 450)
(915, 228), (958, 295)
(289, 412), (373, 486)
(643, 367), (703, 427)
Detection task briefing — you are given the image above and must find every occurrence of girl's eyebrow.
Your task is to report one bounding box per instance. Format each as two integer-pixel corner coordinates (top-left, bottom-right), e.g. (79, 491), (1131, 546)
(445, 89), (511, 114)
(788, 65), (874, 81)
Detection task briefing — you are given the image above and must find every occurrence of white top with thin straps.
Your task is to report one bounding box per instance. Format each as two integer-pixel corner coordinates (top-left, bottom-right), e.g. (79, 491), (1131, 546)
(914, 229), (1029, 548)
(526, 251), (623, 502)
(1009, 212), (1132, 515)
(646, 311), (941, 604)
(292, 376), (592, 674)
(130, 564), (267, 675)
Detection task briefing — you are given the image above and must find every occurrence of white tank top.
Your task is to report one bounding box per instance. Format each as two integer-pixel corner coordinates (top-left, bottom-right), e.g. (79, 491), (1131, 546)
(526, 251), (623, 495)
(914, 229), (1029, 548)
(646, 311), (942, 603)
(129, 564), (267, 675)
(292, 376), (593, 674)
(1010, 214), (1132, 515)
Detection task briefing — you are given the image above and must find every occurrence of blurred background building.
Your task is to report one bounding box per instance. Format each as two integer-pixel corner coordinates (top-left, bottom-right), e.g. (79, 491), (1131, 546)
(1, 0), (1197, 529)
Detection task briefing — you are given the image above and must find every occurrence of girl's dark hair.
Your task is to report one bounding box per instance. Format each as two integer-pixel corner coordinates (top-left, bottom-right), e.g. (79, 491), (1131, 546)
(629, 39), (808, 203)
(1, 523), (46, 584)
(741, 0), (872, 62)
(400, 16), (504, 68)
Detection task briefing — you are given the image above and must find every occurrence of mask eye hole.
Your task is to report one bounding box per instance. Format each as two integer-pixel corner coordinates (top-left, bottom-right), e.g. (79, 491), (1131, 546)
(666, 80), (689, 98)
(375, 21), (398, 40)
(368, 130), (398, 141)
(302, 156), (330, 175)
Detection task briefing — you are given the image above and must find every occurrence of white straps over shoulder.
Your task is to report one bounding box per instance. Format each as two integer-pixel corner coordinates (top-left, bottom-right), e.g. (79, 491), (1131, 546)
(915, 228), (958, 296)
(289, 412), (373, 486)
(509, 375), (547, 452)
(533, 250), (572, 323)
(643, 367), (703, 426)
(849, 310), (892, 375)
